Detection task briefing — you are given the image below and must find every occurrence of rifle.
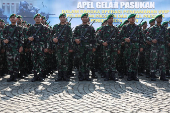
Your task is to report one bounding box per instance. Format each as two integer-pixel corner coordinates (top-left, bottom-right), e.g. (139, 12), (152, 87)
(71, 27), (74, 31)
(129, 19), (144, 43)
(79, 20), (95, 45)
(106, 28), (116, 46)
(56, 18), (72, 45)
(28, 24), (43, 45)
(154, 26), (165, 43)
(3, 26), (18, 48)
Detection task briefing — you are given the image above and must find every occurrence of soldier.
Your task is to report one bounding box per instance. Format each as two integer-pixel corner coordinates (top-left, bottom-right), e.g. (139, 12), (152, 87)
(27, 14), (49, 82)
(138, 21), (147, 76)
(97, 14), (120, 81)
(116, 19), (129, 79)
(52, 13), (73, 81)
(66, 17), (75, 77)
(120, 14), (144, 81)
(162, 21), (170, 77)
(145, 18), (155, 78)
(146, 14), (168, 81)
(1, 14), (23, 82)
(0, 19), (6, 77)
(73, 13), (96, 81)
(16, 15), (27, 78)
(41, 15), (51, 77)
(162, 21), (168, 28)
(95, 19), (107, 78)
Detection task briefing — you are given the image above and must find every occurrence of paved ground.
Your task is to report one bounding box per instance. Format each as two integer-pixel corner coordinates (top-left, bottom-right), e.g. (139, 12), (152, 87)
(0, 72), (170, 113)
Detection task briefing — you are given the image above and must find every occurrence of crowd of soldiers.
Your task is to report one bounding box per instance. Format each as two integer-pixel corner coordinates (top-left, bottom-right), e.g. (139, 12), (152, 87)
(0, 12), (170, 82)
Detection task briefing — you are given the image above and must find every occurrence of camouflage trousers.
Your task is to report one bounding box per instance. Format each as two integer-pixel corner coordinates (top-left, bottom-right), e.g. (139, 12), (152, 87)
(55, 43), (69, 72)
(94, 45), (103, 71)
(79, 44), (93, 73)
(6, 48), (20, 74)
(31, 44), (45, 74)
(166, 48), (170, 71)
(102, 45), (118, 72)
(123, 43), (139, 73)
(145, 45), (151, 71)
(116, 45), (125, 73)
(0, 51), (5, 71)
(150, 44), (166, 73)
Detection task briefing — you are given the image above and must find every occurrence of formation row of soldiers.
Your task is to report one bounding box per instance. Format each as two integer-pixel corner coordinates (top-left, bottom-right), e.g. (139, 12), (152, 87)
(0, 12), (170, 82)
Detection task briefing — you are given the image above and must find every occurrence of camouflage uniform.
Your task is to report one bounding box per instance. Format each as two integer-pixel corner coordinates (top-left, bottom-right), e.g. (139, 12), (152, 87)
(73, 20), (96, 81)
(1, 24), (23, 81)
(146, 23), (168, 81)
(166, 27), (170, 77)
(120, 20), (144, 81)
(97, 24), (120, 81)
(52, 22), (72, 81)
(0, 27), (5, 77)
(26, 23), (49, 81)
(19, 25), (28, 78)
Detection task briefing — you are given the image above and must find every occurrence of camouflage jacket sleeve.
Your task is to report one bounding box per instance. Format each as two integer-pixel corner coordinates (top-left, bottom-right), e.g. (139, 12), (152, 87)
(97, 26), (121, 50)
(91, 26), (97, 48)
(2, 26), (23, 47)
(43, 25), (50, 48)
(167, 28), (170, 44)
(26, 26), (33, 38)
(120, 24), (145, 48)
(73, 26), (79, 41)
(52, 24), (58, 39)
(147, 25), (168, 45)
(73, 25), (96, 48)
(119, 25), (127, 42)
(26, 25), (49, 48)
(66, 25), (73, 49)
(97, 26), (105, 44)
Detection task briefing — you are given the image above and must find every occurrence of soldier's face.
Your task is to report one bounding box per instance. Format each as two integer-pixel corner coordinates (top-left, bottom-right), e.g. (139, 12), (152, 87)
(59, 16), (66, 23)
(81, 16), (88, 23)
(150, 21), (155, 26)
(41, 19), (46, 24)
(17, 18), (22, 24)
(107, 17), (113, 24)
(0, 22), (4, 28)
(164, 24), (168, 28)
(34, 16), (41, 23)
(156, 17), (162, 23)
(128, 17), (135, 23)
(143, 23), (147, 29)
(10, 16), (17, 23)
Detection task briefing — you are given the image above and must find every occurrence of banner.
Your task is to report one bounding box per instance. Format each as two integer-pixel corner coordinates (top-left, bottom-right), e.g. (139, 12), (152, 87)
(0, 0), (169, 29)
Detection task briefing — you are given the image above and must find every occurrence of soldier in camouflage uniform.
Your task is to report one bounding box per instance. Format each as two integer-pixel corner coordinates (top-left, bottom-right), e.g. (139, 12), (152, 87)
(138, 21), (147, 76)
(162, 21), (170, 78)
(0, 19), (5, 77)
(27, 14), (49, 82)
(1, 14), (23, 82)
(120, 14), (144, 81)
(41, 16), (51, 77)
(146, 14), (168, 81)
(16, 15), (27, 78)
(95, 19), (107, 78)
(66, 18), (75, 77)
(145, 18), (155, 78)
(97, 14), (120, 81)
(52, 13), (73, 81)
(25, 23), (33, 74)
(73, 13), (96, 81)
(116, 19), (129, 79)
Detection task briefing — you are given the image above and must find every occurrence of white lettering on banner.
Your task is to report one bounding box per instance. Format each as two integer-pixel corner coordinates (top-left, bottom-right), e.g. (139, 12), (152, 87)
(77, 2), (155, 9)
